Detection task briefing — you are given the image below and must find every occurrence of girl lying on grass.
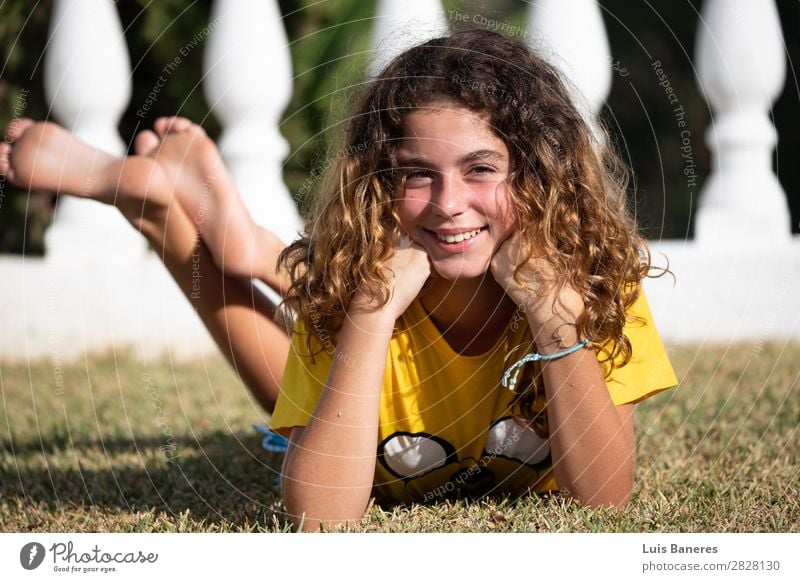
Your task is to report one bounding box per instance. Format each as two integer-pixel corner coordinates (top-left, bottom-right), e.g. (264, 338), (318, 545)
(0, 29), (677, 531)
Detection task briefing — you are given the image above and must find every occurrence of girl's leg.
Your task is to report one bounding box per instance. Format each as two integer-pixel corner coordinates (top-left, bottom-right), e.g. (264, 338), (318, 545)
(0, 117), (290, 294)
(143, 116), (291, 295)
(0, 119), (289, 412)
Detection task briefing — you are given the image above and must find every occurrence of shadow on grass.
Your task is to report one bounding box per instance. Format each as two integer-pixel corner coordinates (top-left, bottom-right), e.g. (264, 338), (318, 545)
(1, 431), (294, 531)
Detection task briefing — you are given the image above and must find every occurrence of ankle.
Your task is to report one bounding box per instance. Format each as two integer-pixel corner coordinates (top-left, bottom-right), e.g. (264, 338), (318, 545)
(106, 157), (171, 222)
(256, 228), (290, 292)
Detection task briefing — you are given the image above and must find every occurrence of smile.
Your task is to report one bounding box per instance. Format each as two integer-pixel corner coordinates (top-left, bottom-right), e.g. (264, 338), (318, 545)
(434, 228), (484, 244)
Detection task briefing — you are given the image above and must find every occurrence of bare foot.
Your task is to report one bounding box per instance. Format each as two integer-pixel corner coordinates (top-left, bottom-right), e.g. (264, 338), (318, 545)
(133, 116), (288, 293)
(0, 117), (289, 293)
(0, 119), (172, 229)
(2, 119), (109, 199)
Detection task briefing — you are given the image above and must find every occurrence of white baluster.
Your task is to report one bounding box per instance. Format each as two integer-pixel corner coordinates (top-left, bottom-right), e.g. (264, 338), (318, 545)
(695, 0), (789, 246)
(43, 0), (146, 261)
(369, 0), (448, 77)
(526, 0), (612, 130)
(203, 0), (301, 249)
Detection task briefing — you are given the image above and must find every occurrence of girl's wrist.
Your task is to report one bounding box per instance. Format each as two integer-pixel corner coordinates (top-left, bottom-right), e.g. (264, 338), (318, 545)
(349, 291), (400, 326)
(527, 317), (582, 355)
(523, 286), (586, 346)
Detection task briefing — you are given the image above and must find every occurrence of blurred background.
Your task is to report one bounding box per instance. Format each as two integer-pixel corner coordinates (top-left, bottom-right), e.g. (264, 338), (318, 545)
(1, 0), (798, 256)
(1, 2), (796, 536)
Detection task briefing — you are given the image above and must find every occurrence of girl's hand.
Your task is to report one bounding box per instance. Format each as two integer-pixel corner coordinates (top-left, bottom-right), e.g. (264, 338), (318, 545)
(490, 231), (583, 330)
(352, 236), (431, 320)
(490, 231), (554, 306)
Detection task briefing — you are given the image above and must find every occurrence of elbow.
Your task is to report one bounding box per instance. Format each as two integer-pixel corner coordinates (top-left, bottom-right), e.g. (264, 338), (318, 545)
(580, 471), (634, 510)
(582, 486), (632, 510)
(284, 508), (324, 533)
(284, 505), (369, 533)
(280, 449), (373, 531)
(285, 511), (366, 533)
(561, 459), (634, 510)
(281, 478), (370, 532)
(282, 488), (319, 532)
(567, 483), (632, 510)
(590, 452), (635, 509)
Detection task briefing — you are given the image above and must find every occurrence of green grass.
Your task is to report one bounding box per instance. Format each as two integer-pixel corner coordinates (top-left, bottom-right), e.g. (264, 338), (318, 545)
(1, 343), (797, 532)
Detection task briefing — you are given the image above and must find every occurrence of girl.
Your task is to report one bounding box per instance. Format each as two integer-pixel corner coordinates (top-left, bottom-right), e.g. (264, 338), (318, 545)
(0, 29), (677, 532)
(273, 29), (677, 530)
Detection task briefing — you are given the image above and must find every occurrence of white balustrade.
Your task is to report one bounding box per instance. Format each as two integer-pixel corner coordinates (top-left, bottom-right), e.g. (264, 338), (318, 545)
(695, 0), (790, 246)
(3, 0), (799, 363)
(369, 0), (448, 77)
(43, 0), (147, 261)
(526, 0), (612, 129)
(203, 0), (301, 249)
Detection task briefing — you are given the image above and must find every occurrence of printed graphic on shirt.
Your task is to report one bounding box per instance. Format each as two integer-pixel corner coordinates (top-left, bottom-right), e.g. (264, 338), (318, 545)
(377, 417), (553, 502)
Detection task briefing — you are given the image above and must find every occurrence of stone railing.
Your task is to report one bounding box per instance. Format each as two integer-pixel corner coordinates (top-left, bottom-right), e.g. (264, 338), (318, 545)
(1, 0), (797, 362)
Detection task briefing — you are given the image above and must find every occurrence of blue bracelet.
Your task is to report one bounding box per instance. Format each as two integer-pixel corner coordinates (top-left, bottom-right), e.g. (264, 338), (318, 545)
(501, 339), (590, 390)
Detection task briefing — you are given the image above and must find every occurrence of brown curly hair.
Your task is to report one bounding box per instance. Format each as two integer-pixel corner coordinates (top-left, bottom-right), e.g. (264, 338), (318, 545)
(279, 29), (661, 418)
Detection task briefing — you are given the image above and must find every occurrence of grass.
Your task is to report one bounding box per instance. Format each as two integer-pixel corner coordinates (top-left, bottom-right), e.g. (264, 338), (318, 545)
(1, 342), (797, 532)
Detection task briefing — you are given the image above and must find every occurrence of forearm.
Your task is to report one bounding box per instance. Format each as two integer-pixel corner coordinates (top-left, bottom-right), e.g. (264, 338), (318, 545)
(528, 306), (634, 507)
(281, 307), (395, 530)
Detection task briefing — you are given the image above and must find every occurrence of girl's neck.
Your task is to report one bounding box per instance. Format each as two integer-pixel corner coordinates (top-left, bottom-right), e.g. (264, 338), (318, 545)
(419, 276), (517, 356)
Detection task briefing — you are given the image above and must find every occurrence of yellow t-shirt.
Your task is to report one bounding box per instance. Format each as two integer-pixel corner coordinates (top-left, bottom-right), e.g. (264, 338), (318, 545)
(271, 289), (678, 503)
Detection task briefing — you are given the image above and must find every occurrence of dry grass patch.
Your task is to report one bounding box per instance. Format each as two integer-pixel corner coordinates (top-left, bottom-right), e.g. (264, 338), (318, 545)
(1, 342), (797, 532)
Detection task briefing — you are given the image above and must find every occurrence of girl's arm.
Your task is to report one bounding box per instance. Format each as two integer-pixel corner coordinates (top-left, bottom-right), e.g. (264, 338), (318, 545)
(280, 239), (431, 531)
(492, 233), (634, 508)
(526, 297), (635, 507)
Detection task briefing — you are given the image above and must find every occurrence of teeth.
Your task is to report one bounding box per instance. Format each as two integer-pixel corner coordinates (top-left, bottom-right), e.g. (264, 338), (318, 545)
(435, 228), (482, 243)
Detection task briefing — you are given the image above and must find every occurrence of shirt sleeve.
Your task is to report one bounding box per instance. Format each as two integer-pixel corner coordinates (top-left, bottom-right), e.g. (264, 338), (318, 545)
(603, 288), (679, 405)
(271, 289), (678, 434)
(269, 323), (334, 437)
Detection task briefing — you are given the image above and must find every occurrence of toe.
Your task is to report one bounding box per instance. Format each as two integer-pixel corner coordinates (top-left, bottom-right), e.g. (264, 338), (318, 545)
(134, 130), (160, 156)
(154, 115), (205, 137)
(168, 116), (205, 136)
(0, 143), (11, 177)
(157, 116), (184, 135)
(153, 116), (174, 138)
(170, 117), (193, 133)
(4, 118), (34, 143)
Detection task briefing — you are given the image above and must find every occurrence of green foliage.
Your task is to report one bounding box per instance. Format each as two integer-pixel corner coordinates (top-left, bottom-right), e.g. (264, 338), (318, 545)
(0, 2), (53, 254)
(278, 0), (377, 207)
(1, 1), (798, 255)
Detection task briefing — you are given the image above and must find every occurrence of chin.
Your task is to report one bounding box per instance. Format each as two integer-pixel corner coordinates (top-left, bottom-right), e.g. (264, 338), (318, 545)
(431, 258), (491, 281)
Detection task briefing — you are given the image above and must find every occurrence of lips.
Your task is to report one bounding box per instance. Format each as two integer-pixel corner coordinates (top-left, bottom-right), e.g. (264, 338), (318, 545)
(432, 227), (485, 244)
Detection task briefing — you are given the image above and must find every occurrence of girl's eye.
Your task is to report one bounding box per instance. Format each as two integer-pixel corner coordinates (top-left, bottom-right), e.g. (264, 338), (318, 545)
(407, 170), (432, 179)
(467, 165), (501, 182)
(469, 165), (496, 175)
(402, 168), (434, 187)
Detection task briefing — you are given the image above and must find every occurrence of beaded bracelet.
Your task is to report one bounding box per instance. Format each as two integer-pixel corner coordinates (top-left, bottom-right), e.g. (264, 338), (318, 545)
(501, 339), (590, 390)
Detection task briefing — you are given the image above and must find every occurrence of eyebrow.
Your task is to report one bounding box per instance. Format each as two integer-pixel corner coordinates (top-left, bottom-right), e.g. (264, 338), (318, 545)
(396, 149), (507, 167)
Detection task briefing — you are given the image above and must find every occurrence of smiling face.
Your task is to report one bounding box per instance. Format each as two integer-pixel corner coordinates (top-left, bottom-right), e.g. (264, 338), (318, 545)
(396, 103), (518, 281)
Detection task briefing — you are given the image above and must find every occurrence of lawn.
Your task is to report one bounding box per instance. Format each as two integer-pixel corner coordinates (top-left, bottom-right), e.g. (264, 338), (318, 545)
(1, 342), (797, 532)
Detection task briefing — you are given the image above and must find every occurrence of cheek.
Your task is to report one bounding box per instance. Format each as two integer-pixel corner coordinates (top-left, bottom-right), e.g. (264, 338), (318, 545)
(397, 192), (429, 232)
(498, 206), (519, 238)
(488, 188), (519, 240)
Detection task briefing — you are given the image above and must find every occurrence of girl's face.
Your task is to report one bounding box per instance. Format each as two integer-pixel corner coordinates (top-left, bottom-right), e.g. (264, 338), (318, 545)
(396, 103), (518, 281)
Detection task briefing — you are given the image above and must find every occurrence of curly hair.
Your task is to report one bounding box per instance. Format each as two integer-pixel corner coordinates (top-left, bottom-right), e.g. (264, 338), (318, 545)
(279, 29), (660, 421)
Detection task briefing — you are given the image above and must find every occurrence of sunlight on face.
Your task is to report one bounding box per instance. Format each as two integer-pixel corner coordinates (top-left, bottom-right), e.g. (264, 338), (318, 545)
(396, 103), (517, 281)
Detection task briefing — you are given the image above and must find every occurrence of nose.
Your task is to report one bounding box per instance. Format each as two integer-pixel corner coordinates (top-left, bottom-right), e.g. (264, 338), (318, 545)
(431, 172), (468, 218)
